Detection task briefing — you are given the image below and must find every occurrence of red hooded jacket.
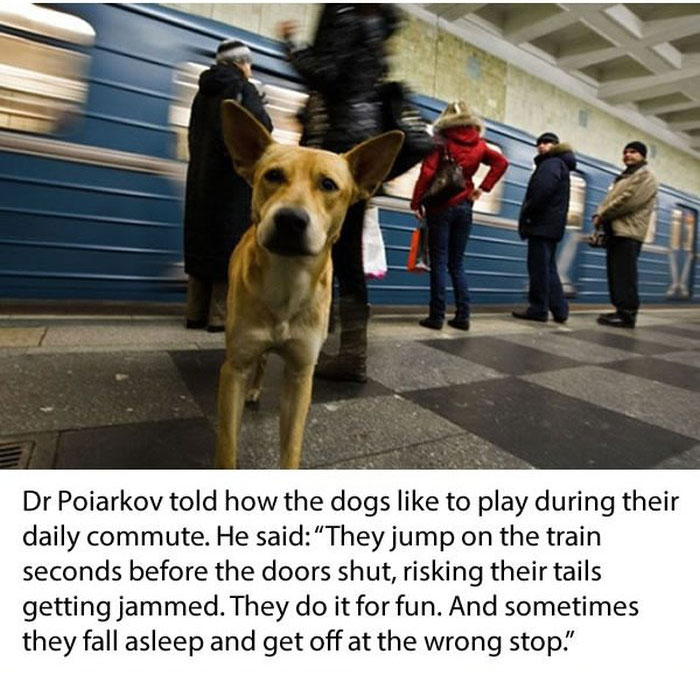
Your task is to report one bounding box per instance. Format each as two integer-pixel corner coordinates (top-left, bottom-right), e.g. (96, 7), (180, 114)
(410, 126), (508, 212)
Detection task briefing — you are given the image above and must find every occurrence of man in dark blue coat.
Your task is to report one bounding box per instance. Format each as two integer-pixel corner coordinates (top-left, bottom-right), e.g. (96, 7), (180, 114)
(184, 40), (272, 332)
(513, 132), (576, 323)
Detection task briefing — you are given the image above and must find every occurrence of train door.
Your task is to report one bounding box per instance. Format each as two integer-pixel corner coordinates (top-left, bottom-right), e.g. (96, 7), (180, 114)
(666, 205), (698, 300)
(557, 172), (586, 297)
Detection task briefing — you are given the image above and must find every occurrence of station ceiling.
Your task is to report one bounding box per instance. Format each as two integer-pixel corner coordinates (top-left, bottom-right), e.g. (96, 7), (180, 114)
(415, 3), (700, 152)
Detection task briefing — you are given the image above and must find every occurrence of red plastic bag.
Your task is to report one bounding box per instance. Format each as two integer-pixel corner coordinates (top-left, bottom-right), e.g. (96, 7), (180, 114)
(407, 225), (430, 273)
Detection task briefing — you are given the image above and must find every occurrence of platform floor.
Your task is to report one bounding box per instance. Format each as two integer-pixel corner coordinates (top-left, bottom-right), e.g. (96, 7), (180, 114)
(1, 307), (699, 470)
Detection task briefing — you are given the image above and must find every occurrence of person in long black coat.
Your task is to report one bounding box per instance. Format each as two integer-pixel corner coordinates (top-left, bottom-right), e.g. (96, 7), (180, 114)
(513, 132), (576, 323)
(277, 4), (399, 382)
(184, 40), (272, 332)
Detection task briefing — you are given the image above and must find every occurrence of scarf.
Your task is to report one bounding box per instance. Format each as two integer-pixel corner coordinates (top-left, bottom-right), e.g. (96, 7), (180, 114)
(613, 160), (646, 183)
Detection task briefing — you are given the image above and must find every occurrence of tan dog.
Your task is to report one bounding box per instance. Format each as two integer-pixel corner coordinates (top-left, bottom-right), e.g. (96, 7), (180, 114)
(216, 101), (403, 469)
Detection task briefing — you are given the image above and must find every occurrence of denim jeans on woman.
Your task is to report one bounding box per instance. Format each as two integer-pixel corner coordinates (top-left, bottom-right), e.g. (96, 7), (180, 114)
(426, 200), (473, 321)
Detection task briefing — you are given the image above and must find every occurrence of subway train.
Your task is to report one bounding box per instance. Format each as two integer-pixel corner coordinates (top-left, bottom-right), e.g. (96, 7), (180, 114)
(1, 3), (698, 307)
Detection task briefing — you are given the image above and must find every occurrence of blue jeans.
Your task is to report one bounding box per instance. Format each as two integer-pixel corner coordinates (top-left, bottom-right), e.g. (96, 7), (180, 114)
(426, 201), (473, 321)
(527, 236), (569, 319)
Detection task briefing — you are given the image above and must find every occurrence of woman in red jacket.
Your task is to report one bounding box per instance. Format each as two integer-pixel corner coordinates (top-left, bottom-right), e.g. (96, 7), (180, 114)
(411, 101), (508, 330)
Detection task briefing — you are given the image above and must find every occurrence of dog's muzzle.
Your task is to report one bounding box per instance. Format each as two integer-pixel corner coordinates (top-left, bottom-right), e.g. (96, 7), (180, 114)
(264, 207), (312, 257)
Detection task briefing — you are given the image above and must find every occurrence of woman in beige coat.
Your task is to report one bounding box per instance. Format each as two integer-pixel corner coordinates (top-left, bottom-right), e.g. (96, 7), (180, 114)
(593, 141), (658, 328)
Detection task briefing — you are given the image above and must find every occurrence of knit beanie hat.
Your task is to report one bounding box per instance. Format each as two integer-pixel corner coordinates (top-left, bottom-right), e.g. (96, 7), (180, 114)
(536, 131), (559, 145)
(624, 141), (647, 157)
(216, 39), (252, 64)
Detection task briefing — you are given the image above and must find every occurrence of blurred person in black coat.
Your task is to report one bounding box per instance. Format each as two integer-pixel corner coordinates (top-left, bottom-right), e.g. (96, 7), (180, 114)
(513, 132), (576, 323)
(277, 4), (400, 382)
(184, 39), (272, 332)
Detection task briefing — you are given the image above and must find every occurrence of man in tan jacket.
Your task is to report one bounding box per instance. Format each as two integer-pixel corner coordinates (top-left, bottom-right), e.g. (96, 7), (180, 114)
(593, 141), (658, 328)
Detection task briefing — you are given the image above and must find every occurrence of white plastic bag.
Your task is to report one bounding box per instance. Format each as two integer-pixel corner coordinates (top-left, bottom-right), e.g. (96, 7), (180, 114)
(362, 206), (388, 279)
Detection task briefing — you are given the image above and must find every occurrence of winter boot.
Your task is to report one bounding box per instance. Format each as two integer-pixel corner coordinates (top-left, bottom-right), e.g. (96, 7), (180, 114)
(315, 298), (369, 383)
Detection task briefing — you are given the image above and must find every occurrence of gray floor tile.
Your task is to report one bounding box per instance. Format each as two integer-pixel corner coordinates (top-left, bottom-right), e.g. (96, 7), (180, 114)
(368, 340), (505, 392)
(235, 395), (466, 469)
(0, 327), (45, 348)
(335, 433), (533, 469)
(644, 319), (700, 332)
(603, 356), (700, 392)
(25, 343), (199, 354)
(0, 352), (201, 434)
(424, 336), (583, 375)
(653, 351), (700, 369)
(458, 318), (546, 336)
(643, 324), (700, 341)
(655, 445), (700, 469)
(170, 350), (393, 420)
(523, 366), (700, 440)
(42, 322), (224, 347)
(404, 377), (694, 468)
(56, 418), (214, 469)
(494, 331), (640, 364)
(560, 329), (676, 355)
(623, 326), (699, 350)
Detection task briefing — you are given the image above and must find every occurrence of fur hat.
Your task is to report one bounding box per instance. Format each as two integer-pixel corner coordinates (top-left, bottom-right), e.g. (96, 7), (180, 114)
(433, 100), (483, 134)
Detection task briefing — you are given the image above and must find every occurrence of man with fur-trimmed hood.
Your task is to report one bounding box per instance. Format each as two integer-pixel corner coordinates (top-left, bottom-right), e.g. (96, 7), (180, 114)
(513, 132), (576, 323)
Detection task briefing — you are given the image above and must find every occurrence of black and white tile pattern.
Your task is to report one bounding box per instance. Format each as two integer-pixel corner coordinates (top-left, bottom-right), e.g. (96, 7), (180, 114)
(1, 309), (698, 469)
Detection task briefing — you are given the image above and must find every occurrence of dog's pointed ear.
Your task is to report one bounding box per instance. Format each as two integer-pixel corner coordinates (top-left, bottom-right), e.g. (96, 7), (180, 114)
(343, 130), (404, 202)
(221, 100), (273, 184)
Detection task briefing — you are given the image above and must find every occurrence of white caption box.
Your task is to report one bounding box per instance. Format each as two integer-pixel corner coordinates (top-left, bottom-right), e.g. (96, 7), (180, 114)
(1, 470), (698, 674)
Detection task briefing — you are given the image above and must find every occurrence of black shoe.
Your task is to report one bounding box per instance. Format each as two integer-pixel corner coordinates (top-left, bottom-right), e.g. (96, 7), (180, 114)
(206, 324), (225, 333)
(419, 317), (443, 330)
(552, 314), (568, 324)
(512, 309), (547, 322)
(596, 314), (635, 329)
(186, 318), (207, 330)
(447, 318), (470, 330)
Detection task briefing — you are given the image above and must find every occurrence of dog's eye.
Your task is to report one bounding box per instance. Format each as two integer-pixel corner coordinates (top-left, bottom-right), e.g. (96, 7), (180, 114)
(264, 168), (285, 184)
(319, 177), (338, 192)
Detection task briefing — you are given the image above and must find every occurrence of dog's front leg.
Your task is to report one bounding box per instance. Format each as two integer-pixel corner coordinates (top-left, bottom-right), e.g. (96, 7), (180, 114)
(216, 358), (249, 469)
(279, 363), (315, 469)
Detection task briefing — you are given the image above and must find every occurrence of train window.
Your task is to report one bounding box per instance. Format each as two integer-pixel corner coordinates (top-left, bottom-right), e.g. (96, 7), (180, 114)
(567, 173), (586, 229)
(669, 207), (698, 251)
(645, 206), (658, 244)
(262, 84), (306, 145)
(472, 142), (504, 214)
(383, 163), (421, 200)
(682, 209), (696, 252)
(169, 62), (206, 161)
(0, 6), (93, 134)
(383, 137), (505, 212)
(170, 64), (307, 161)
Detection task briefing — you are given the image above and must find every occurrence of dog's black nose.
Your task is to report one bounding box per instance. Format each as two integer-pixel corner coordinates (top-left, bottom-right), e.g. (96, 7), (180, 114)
(274, 207), (309, 235)
(266, 207), (312, 256)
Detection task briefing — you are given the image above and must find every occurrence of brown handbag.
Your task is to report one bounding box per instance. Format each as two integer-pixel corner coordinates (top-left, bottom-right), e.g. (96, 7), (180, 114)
(421, 145), (466, 207)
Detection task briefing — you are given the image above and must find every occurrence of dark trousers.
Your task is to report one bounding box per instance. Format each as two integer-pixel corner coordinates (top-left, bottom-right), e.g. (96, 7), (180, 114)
(332, 200), (368, 305)
(527, 236), (568, 319)
(606, 236), (642, 316)
(427, 201), (473, 321)
(185, 275), (227, 327)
